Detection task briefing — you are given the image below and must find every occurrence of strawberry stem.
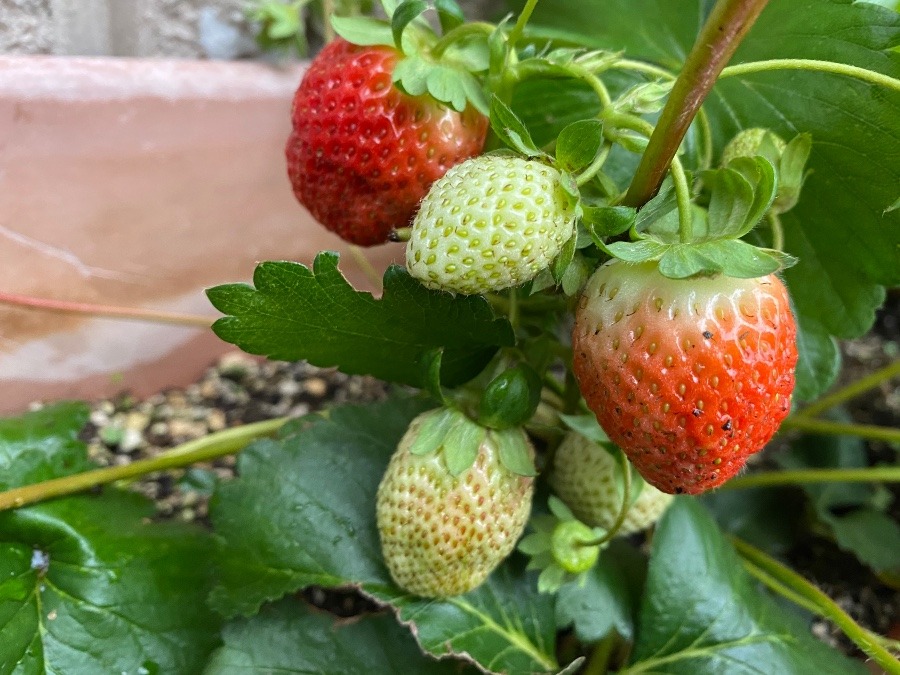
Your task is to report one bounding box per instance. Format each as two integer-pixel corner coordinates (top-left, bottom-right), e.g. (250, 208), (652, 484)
(794, 360), (900, 421)
(766, 211), (784, 251)
(732, 537), (900, 674)
(575, 143), (612, 187)
(507, 0), (541, 52)
(779, 417), (900, 445)
(0, 417), (288, 512)
(0, 290), (213, 328)
(430, 22), (495, 58)
(576, 457), (632, 548)
(722, 466), (900, 490)
(719, 59), (900, 95)
(624, 0), (771, 207)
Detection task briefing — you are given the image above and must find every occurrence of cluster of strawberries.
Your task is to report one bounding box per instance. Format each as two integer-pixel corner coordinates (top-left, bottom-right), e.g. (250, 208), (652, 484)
(285, 36), (798, 597)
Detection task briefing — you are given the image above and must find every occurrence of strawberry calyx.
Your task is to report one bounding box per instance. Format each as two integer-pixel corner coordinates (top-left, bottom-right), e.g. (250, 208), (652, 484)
(518, 496), (605, 593)
(407, 407), (536, 477)
(331, 0), (490, 114)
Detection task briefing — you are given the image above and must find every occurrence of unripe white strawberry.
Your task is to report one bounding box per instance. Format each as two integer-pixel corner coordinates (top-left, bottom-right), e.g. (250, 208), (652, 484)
(550, 432), (672, 536)
(406, 155), (578, 295)
(376, 408), (535, 597)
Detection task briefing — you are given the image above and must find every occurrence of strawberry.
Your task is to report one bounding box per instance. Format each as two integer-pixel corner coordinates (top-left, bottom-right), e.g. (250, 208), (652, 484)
(376, 408), (535, 597)
(406, 155), (578, 294)
(572, 260), (797, 494)
(550, 432), (673, 535)
(286, 38), (488, 246)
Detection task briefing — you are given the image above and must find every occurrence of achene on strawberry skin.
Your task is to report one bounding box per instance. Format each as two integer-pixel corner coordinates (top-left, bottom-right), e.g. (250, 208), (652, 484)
(286, 38), (488, 247)
(572, 261), (798, 495)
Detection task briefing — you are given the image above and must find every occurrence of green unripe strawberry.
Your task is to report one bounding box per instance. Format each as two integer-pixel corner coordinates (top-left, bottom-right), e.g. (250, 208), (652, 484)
(550, 432), (673, 535)
(406, 155), (578, 295)
(376, 409), (535, 597)
(721, 127), (786, 167)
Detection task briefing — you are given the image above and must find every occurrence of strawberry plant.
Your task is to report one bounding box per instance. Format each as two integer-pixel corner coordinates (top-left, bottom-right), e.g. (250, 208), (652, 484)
(1, 0), (899, 672)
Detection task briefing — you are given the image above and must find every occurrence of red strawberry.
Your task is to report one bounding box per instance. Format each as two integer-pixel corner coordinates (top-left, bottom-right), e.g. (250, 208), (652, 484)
(286, 38), (488, 246)
(572, 260), (798, 494)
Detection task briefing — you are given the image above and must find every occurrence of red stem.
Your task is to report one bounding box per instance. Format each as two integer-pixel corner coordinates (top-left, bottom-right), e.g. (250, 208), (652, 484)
(0, 291), (213, 328)
(623, 0), (770, 207)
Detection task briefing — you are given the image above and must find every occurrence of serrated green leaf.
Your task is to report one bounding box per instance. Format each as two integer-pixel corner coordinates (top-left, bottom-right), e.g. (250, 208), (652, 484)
(205, 599), (470, 674)
(886, 195), (900, 213)
(391, 0), (427, 50)
(490, 95), (544, 156)
(701, 488), (806, 556)
(793, 312), (841, 402)
(556, 119), (605, 173)
(207, 253), (514, 389)
(209, 396), (560, 674)
(555, 540), (646, 642)
(426, 63), (468, 111)
(517, 0), (900, 401)
(625, 499), (866, 674)
(392, 54), (430, 95)
(331, 15), (394, 46)
(435, 0), (465, 34)
(825, 509), (900, 574)
(0, 406), (221, 674)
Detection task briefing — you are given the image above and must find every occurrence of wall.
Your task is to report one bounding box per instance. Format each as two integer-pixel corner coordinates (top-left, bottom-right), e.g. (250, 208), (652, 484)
(0, 0), (499, 58)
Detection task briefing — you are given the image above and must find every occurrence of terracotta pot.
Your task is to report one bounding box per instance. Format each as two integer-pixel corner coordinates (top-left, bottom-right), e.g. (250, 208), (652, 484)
(0, 56), (400, 414)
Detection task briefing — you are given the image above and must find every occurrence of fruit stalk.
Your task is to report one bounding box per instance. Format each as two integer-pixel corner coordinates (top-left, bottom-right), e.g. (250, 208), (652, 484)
(779, 417), (900, 445)
(0, 417), (287, 511)
(794, 359), (900, 421)
(723, 465), (900, 490)
(733, 537), (900, 674)
(624, 0), (771, 207)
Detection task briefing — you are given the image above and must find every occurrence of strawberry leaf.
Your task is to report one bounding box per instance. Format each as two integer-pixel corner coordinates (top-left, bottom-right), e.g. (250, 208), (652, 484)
(331, 15), (394, 47)
(209, 397), (562, 674)
(555, 119), (605, 173)
(391, 0), (428, 50)
(626, 499), (866, 674)
(516, 0), (900, 400)
(0, 405), (221, 673)
(207, 253), (514, 389)
(206, 599), (473, 673)
(490, 95), (546, 157)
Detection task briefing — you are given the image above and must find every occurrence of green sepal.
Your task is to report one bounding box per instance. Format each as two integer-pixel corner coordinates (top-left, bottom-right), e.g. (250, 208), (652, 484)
(705, 163), (757, 238)
(548, 495), (577, 522)
(331, 15), (394, 47)
(551, 233), (578, 285)
(487, 20), (510, 75)
(407, 407), (457, 456)
(612, 80), (672, 115)
(559, 414), (610, 445)
(537, 564), (568, 593)
(602, 238), (668, 263)
(490, 95), (546, 157)
(556, 119), (605, 173)
(493, 426), (537, 477)
(478, 364), (543, 430)
(442, 37), (490, 72)
(419, 347), (450, 406)
(551, 520), (601, 574)
(582, 205), (635, 242)
(442, 412), (486, 476)
(658, 239), (796, 279)
(434, 0), (465, 32)
(391, 0), (428, 50)
(775, 133), (812, 214)
(561, 251), (592, 296)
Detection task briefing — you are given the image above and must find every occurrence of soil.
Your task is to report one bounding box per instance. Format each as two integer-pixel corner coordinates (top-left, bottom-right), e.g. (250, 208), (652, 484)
(29, 291), (900, 668)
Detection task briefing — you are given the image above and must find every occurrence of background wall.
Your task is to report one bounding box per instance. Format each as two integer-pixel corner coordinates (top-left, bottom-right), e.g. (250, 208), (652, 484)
(0, 0), (498, 58)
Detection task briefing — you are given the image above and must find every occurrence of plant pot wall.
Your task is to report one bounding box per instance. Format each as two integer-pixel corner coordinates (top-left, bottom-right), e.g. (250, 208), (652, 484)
(0, 56), (400, 414)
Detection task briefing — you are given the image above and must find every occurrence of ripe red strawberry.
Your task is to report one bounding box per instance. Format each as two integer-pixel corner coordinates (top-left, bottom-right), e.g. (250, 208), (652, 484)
(376, 409), (534, 597)
(572, 260), (798, 494)
(286, 38), (488, 246)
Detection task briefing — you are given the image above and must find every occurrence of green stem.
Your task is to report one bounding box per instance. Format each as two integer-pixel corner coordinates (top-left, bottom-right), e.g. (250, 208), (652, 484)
(0, 417), (288, 511)
(779, 417), (900, 444)
(567, 62), (613, 108)
(508, 287), (520, 329)
(624, 0), (771, 207)
(795, 360), (900, 421)
(732, 538), (900, 674)
(323, 0), (335, 42)
(579, 458), (632, 547)
(719, 59), (900, 95)
(767, 211), (784, 251)
(575, 143), (612, 187)
(723, 466), (900, 490)
(506, 0), (541, 51)
(430, 21), (495, 57)
(348, 245), (383, 290)
(670, 155), (694, 243)
(583, 634), (617, 675)
(0, 291), (213, 328)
